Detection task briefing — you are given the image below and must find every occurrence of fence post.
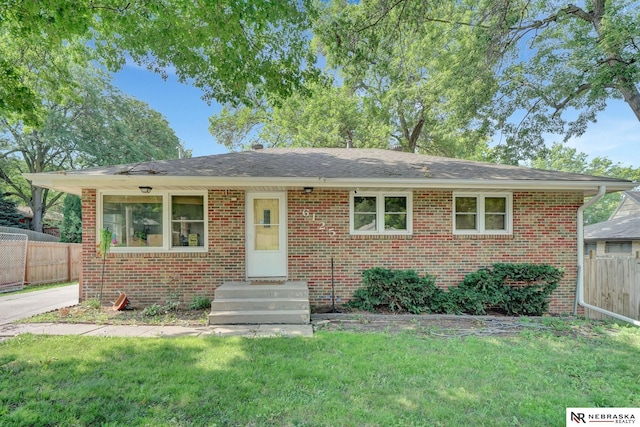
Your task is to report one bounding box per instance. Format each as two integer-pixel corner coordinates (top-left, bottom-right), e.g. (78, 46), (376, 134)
(67, 244), (72, 282)
(24, 242), (30, 284)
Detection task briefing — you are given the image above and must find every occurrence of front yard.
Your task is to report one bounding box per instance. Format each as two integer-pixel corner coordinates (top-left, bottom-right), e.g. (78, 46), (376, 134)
(1, 320), (638, 426)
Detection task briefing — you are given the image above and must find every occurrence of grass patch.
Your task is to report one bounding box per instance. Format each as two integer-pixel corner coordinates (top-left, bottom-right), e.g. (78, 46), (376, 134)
(2, 281), (77, 295)
(1, 322), (639, 426)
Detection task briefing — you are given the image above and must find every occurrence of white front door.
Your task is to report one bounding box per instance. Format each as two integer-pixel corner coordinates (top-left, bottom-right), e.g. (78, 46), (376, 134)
(246, 192), (287, 278)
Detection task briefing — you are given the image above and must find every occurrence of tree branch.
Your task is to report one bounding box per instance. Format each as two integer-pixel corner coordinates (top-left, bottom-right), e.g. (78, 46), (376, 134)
(356, 0), (405, 33)
(553, 83), (593, 117)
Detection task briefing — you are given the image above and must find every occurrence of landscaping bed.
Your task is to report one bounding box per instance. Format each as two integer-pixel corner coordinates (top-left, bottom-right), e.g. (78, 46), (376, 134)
(21, 300), (623, 340)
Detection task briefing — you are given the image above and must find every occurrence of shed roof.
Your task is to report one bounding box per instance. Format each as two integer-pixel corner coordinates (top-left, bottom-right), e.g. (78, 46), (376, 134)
(584, 215), (640, 242)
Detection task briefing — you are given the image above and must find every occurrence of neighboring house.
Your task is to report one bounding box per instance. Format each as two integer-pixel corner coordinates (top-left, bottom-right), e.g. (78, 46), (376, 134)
(584, 191), (640, 256)
(24, 148), (636, 316)
(16, 206), (63, 238)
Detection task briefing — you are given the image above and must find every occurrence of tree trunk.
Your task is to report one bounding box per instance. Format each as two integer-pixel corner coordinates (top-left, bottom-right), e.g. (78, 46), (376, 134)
(31, 186), (43, 233)
(618, 82), (640, 122)
(407, 117), (425, 153)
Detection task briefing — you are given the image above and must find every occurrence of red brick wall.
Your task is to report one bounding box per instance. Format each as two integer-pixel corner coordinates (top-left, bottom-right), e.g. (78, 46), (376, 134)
(287, 189), (581, 314)
(81, 188), (581, 314)
(81, 189), (245, 307)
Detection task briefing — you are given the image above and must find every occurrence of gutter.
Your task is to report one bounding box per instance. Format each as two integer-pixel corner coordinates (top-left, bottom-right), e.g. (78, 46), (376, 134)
(22, 173), (635, 194)
(575, 185), (640, 326)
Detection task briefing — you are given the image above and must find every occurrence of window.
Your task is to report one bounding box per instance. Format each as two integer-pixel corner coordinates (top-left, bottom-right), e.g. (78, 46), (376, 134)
(103, 195), (164, 248)
(453, 193), (512, 234)
(350, 192), (412, 235)
(99, 192), (207, 252)
(171, 195), (205, 248)
(605, 241), (632, 254)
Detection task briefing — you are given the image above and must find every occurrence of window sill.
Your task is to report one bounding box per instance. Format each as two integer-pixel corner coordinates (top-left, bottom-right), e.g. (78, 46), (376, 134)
(104, 248), (209, 256)
(349, 233), (414, 240)
(453, 233), (513, 240)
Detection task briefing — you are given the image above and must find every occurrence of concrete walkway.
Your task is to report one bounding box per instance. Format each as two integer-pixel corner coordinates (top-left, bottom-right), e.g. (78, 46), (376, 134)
(0, 284), (313, 339)
(0, 322), (313, 339)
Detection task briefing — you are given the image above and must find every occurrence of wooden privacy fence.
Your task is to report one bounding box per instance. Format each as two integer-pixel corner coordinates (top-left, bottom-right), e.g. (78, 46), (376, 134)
(583, 254), (640, 321)
(0, 237), (81, 290)
(25, 242), (82, 285)
(0, 233), (28, 292)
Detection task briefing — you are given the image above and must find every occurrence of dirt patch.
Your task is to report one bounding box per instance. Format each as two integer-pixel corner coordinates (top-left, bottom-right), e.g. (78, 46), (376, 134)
(29, 304), (617, 339)
(310, 306), (611, 338)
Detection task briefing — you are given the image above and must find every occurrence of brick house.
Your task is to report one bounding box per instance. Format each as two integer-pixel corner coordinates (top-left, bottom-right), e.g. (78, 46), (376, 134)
(25, 148), (635, 321)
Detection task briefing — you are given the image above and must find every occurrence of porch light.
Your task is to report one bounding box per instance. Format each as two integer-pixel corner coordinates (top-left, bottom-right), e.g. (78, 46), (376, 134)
(304, 187), (313, 194)
(139, 186), (152, 194)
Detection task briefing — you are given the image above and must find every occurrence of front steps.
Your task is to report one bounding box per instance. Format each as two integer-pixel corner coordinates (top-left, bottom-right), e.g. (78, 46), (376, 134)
(209, 281), (310, 325)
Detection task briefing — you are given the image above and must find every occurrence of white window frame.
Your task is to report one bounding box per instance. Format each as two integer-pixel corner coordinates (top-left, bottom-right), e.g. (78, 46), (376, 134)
(97, 190), (208, 253)
(349, 191), (413, 235)
(452, 192), (512, 235)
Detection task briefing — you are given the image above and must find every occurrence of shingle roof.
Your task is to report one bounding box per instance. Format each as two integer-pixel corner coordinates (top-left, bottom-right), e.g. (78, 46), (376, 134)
(624, 191), (640, 204)
(584, 215), (640, 241)
(62, 148), (630, 182)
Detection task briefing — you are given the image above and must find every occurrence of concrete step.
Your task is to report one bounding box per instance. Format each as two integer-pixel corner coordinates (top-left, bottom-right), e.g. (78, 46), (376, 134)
(214, 281), (309, 299)
(211, 298), (310, 311)
(209, 310), (310, 325)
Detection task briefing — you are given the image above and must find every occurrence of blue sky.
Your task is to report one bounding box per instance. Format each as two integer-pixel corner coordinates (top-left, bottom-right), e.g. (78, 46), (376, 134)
(112, 63), (640, 168)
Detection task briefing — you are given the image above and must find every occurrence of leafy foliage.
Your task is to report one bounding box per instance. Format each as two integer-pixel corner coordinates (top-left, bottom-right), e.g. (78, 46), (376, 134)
(348, 268), (439, 314)
(210, 1), (496, 158)
(531, 144), (640, 224)
(350, 264), (563, 316)
(0, 188), (24, 227)
(188, 296), (212, 311)
(59, 195), (82, 243)
(0, 65), (181, 232)
(210, 82), (393, 151)
(484, 0), (640, 163)
(2, 0), (318, 124)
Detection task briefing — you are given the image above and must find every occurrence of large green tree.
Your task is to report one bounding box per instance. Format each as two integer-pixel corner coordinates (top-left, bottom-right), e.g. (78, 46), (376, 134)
(209, 0), (497, 158)
(1, 0), (318, 124)
(473, 0), (640, 163)
(311, 0), (499, 157)
(210, 82), (393, 151)
(298, 0), (638, 164)
(531, 144), (640, 224)
(0, 66), (183, 232)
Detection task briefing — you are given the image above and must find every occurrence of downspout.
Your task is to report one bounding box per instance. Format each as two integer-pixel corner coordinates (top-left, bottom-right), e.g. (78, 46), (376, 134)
(575, 185), (640, 326)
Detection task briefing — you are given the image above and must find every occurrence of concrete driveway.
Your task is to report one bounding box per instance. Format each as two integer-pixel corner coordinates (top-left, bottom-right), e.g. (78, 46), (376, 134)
(0, 284), (79, 325)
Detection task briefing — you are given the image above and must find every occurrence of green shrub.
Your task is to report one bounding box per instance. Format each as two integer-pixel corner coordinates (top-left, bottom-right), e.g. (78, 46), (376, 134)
(82, 298), (100, 310)
(349, 264), (563, 316)
(348, 268), (441, 314)
(188, 296), (212, 311)
(495, 263), (563, 315)
(445, 263), (563, 316)
(142, 304), (163, 317)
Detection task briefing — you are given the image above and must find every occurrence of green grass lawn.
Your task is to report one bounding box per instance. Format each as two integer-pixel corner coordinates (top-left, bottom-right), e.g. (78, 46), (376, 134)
(1, 324), (639, 426)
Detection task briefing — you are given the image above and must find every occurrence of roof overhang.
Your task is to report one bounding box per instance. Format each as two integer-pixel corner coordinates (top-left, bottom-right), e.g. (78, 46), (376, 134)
(23, 173), (637, 196)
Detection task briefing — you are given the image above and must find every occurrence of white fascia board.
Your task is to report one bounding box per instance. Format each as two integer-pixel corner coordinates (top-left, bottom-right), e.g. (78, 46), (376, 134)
(23, 173), (637, 195)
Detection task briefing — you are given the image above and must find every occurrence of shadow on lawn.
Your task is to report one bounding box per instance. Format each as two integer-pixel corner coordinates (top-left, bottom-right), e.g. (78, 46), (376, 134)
(1, 327), (639, 426)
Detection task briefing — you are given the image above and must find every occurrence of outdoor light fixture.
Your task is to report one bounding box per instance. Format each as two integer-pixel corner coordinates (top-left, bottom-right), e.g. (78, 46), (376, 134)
(139, 186), (152, 194)
(304, 187), (313, 194)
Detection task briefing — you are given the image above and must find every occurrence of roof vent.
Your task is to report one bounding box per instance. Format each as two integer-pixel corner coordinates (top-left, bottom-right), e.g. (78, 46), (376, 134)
(390, 145), (403, 152)
(252, 143), (264, 150)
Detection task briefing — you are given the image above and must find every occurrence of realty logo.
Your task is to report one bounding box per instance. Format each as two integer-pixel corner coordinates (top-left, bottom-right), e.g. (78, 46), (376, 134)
(571, 412), (586, 423)
(567, 408), (639, 425)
